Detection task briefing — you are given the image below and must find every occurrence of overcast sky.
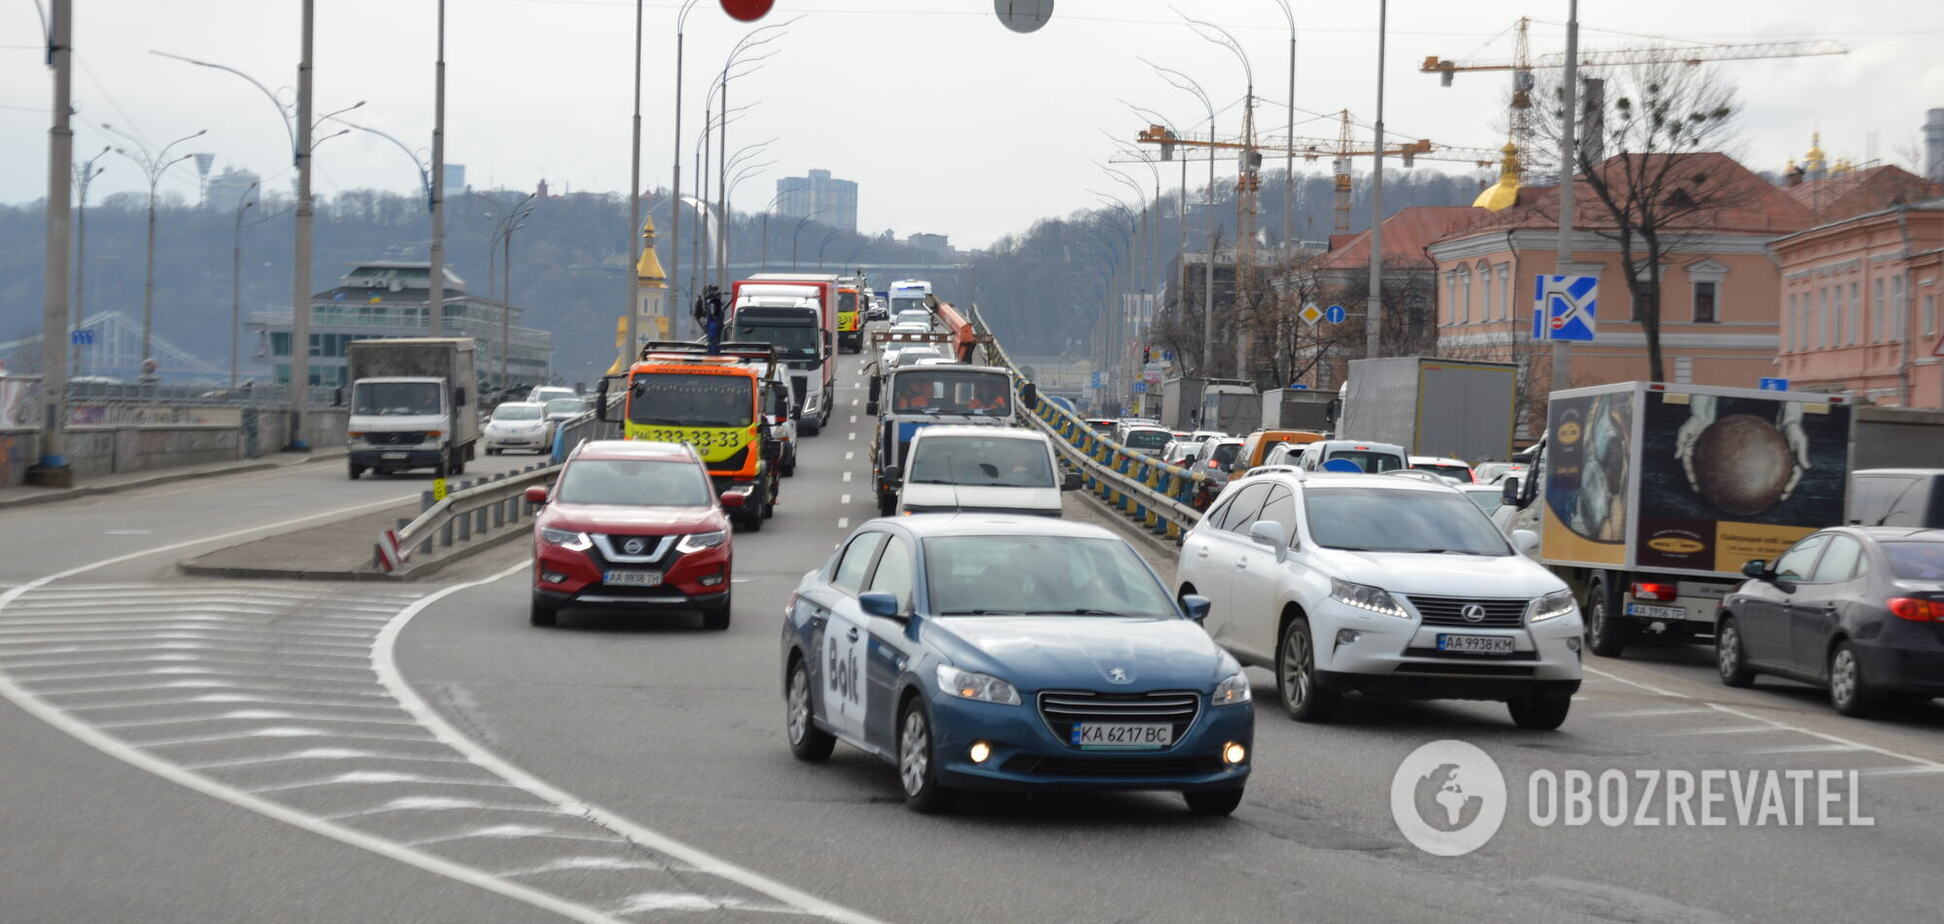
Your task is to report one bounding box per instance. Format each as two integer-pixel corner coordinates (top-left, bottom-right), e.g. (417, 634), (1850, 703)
(3, 0), (1939, 248)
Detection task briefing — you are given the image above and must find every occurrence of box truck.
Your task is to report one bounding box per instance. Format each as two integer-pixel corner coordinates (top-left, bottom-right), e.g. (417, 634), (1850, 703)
(345, 338), (479, 479)
(1260, 387), (1337, 431)
(1339, 357), (1517, 463)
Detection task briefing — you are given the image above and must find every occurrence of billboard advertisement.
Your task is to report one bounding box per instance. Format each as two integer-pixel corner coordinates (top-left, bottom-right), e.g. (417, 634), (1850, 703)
(1540, 389), (1632, 567)
(1634, 390), (1850, 573)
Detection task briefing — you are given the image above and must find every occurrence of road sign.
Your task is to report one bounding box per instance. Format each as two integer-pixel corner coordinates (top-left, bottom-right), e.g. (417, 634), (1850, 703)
(1325, 304), (1347, 324)
(720, 0), (774, 21)
(1532, 275), (1598, 342)
(375, 529), (406, 572)
(1090, 370), (1103, 389)
(1298, 303), (1323, 326)
(1759, 377), (1790, 391)
(69, 329), (94, 346)
(1161, 349), (1175, 361)
(1289, 383), (1309, 390)
(432, 478), (448, 501)
(994, 0), (1054, 33)
(1132, 381), (1147, 393)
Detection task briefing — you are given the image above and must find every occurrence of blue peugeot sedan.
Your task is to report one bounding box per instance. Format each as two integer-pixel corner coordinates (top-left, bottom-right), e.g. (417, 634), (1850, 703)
(781, 514), (1254, 814)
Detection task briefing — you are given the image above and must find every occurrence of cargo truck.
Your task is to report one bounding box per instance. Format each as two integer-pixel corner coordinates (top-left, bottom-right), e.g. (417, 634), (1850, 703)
(1339, 357), (1517, 463)
(1260, 387), (1338, 431)
(1156, 376), (1211, 431)
(730, 276), (837, 435)
(1198, 381), (1261, 435)
(345, 338), (479, 479)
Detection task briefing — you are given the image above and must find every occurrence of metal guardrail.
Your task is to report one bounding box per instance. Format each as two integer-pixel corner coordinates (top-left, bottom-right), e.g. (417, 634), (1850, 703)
(380, 462), (559, 571)
(548, 394), (624, 462)
(966, 308), (1208, 542)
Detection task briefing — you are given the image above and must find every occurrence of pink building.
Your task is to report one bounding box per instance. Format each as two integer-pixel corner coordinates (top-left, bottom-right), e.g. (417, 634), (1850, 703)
(1771, 198), (1944, 408)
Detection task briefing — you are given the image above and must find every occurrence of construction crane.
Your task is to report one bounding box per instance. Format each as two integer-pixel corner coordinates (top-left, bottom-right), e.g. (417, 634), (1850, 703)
(1123, 114), (1502, 233)
(1422, 18), (1847, 183)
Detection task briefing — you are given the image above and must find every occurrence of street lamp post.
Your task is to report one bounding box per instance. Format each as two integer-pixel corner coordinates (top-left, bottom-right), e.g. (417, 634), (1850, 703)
(71, 146), (107, 378)
(1367, 0), (1388, 362)
(231, 181), (258, 389)
(429, 0), (447, 337)
(816, 229), (840, 271)
(29, 0), (74, 487)
(1182, 15), (1257, 376)
(1124, 102), (1188, 277)
(668, 0), (703, 343)
(715, 20), (793, 290)
(103, 123), (206, 381)
(791, 217), (813, 269)
(758, 190), (784, 268)
(1149, 63), (1217, 377)
(626, 0), (644, 359)
(1273, 0), (1296, 251)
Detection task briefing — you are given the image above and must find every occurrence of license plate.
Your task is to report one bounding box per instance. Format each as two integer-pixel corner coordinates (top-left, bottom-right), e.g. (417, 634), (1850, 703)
(603, 570), (662, 587)
(1071, 723), (1172, 749)
(381, 452), (408, 460)
(1436, 634), (1515, 654)
(1625, 603), (1685, 621)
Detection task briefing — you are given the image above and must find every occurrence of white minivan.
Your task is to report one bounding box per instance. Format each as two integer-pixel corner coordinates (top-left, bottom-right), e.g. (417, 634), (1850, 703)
(893, 427), (1080, 517)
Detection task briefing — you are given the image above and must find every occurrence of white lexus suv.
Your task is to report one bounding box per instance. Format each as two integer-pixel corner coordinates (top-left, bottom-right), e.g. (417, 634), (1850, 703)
(1173, 467), (1584, 729)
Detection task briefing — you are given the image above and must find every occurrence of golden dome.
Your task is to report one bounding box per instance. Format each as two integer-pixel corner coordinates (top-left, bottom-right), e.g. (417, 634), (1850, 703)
(1804, 132), (1826, 173)
(1472, 142), (1521, 212)
(635, 215), (667, 288)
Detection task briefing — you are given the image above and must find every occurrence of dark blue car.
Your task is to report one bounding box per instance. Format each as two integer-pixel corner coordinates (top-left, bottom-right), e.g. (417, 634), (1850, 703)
(781, 514), (1253, 814)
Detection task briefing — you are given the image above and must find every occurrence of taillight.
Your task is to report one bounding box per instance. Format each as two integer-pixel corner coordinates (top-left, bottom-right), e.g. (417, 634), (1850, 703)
(1208, 460), (1220, 469)
(1887, 598), (1941, 622)
(1632, 582), (1678, 602)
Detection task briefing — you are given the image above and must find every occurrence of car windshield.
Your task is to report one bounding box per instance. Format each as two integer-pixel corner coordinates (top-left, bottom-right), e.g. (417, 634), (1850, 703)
(1124, 429), (1170, 450)
(545, 399), (584, 417)
(1210, 443), (1242, 466)
(530, 388), (574, 403)
(839, 291), (859, 312)
(627, 373), (753, 427)
(1305, 487), (1511, 555)
(1414, 463), (1472, 479)
(908, 436), (1053, 487)
(353, 381), (441, 416)
(1882, 540), (1944, 580)
(1326, 450), (1405, 473)
(733, 322), (820, 359)
(1460, 489), (1503, 514)
(925, 535), (1177, 618)
(890, 300), (926, 316)
(887, 370), (1011, 415)
(493, 404), (543, 421)
(554, 459), (712, 506)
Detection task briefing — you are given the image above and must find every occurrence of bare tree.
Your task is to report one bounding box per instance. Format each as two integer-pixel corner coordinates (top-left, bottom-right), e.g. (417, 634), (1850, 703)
(1539, 63), (1741, 382)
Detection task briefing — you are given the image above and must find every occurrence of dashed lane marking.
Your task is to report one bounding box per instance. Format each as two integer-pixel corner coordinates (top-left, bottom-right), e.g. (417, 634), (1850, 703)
(840, 495), (850, 505)
(842, 472), (852, 482)
(837, 518), (849, 529)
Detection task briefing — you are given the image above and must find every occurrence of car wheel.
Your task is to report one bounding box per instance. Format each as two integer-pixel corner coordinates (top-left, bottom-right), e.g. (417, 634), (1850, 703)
(785, 657), (835, 762)
(1506, 694), (1572, 730)
(1183, 788), (1244, 817)
(700, 594), (731, 631)
(347, 462), (362, 480)
(801, 416), (820, 437)
(1585, 582), (1628, 658)
(1276, 617), (1338, 722)
(898, 698), (957, 813)
(1716, 615), (1755, 688)
(486, 447), (499, 456)
(878, 492), (897, 517)
(763, 476), (778, 519)
(451, 451), (466, 475)
(529, 594), (558, 628)
(1828, 641), (1873, 717)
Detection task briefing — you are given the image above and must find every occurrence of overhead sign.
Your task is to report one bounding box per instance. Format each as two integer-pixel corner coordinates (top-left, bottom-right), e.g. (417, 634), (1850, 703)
(994, 0), (1054, 33)
(1298, 303), (1323, 326)
(720, 0), (774, 21)
(1759, 377), (1789, 391)
(1532, 274), (1598, 342)
(1325, 304), (1347, 324)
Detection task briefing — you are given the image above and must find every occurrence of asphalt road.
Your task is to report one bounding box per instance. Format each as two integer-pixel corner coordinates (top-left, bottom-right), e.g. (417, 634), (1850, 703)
(3, 355), (1941, 923)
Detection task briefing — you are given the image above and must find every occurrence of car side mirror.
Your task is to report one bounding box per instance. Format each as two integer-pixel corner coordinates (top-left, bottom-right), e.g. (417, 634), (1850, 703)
(761, 439), (781, 462)
(1061, 471), (1082, 491)
(1512, 528), (1540, 556)
(719, 491), (746, 508)
(1019, 383), (1038, 408)
(1500, 477), (1521, 507)
(1179, 593), (1212, 624)
(883, 464), (903, 483)
(523, 486), (548, 505)
(595, 379), (613, 422)
(1247, 521), (1289, 562)
(859, 591), (900, 618)
(866, 400), (880, 415)
(1741, 559), (1770, 580)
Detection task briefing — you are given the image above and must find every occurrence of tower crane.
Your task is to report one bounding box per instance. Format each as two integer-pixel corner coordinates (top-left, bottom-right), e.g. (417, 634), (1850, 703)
(1422, 18), (1846, 182)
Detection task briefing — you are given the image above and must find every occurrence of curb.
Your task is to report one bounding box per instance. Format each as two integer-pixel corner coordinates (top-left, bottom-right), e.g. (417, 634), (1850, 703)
(176, 521), (527, 582)
(0, 449), (347, 512)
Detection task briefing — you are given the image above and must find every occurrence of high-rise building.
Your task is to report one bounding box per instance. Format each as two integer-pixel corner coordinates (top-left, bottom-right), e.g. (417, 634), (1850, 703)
(775, 168), (857, 232)
(205, 167), (260, 211)
(443, 163), (467, 195)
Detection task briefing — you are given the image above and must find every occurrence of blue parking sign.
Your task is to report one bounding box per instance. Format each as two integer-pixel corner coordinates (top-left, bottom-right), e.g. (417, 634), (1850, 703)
(1532, 275), (1598, 342)
(1759, 377), (1789, 391)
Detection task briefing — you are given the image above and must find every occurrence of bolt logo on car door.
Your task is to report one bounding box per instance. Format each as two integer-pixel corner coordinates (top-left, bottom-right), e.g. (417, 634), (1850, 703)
(1461, 604), (1487, 623)
(827, 639), (861, 706)
(821, 612), (869, 742)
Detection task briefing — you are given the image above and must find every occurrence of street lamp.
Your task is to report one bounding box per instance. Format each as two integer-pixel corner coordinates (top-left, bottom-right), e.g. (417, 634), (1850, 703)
(1271, 0), (1297, 251)
(758, 190), (785, 269)
(230, 180), (258, 389)
(791, 217), (814, 269)
(71, 146), (107, 378)
(714, 18), (797, 289)
(102, 122), (206, 380)
(667, 0), (705, 346)
(693, 99), (757, 298)
(1145, 62), (1218, 376)
(1181, 14), (1260, 375)
(816, 229), (841, 271)
(1123, 101), (1190, 273)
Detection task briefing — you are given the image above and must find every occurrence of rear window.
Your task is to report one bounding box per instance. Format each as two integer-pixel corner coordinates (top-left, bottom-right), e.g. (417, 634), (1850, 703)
(1413, 463), (1472, 479)
(1124, 430), (1171, 450)
(1882, 541), (1944, 580)
(1211, 443), (1242, 466)
(1327, 449), (1405, 473)
(908, 436), (1053, 488)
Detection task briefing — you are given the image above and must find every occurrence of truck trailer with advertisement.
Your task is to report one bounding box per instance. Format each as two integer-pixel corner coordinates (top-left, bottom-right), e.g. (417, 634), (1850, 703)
(1339, 357), (1518, 463)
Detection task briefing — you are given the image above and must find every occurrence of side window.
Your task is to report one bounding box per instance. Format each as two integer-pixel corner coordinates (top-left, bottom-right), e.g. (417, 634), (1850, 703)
(1772, 534), (1831, 584)
(830, 531), (887, 595)
(1810, 536), (1863, 583)
(1256, 486), (1299, 542)
(865, 535), (915, 613)
(1213, 483), (1271, 533)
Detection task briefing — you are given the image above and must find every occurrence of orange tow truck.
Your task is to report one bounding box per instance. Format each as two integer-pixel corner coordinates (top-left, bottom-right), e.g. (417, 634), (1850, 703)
(597, 341), (786, 530)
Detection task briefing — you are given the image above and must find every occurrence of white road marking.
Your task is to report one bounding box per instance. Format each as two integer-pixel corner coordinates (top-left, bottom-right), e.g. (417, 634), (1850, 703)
(102, 529), (153, 535)
(837, 518), (850, 529)
(845, 451), (853, 460)
(840, 494), (851, 504)
(1590, 706), (1713, 719)
(842, 472), (852, 482)
(849, 416), (857, 424)
(847, 431), (855, 441)
(851, 398), (858, 407)
(1750, 743), (1862, 755)
(1862, 765), (1944, 777)
(1649, 725), (1786, 736)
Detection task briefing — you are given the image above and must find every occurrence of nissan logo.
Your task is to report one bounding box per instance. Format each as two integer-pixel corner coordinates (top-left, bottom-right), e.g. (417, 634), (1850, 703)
(1461, 604), (1488, 623)
(622, 538), (646, 555)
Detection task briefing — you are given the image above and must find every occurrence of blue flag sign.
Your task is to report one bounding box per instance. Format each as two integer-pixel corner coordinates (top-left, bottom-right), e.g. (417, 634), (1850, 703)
(1532, 275), (1598, 342)
(1324, 304), (1347, 324)
(1759, 377), (1789, 391)
(1132, 381), (1147, 393)
(69, 329), (95, 346)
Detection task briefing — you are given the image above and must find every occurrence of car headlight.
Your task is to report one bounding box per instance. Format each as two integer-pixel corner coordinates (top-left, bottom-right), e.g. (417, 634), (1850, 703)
(676, 530), (727, 553)
(935, 664), (1021, 706)
(540, 528), (592, 551)
(1330, 578), (1409, 619)
(1212, 671), (1251, 706)
(1527, 589), (1577, 623)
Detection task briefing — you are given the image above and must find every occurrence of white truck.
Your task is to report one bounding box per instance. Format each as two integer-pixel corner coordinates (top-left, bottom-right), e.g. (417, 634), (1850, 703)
(345, 338), (480, 480)
(1339, 356), (1518, 463)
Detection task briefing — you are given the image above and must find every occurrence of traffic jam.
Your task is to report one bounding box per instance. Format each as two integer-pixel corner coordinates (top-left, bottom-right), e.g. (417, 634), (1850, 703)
(500, 273), (1942, 820)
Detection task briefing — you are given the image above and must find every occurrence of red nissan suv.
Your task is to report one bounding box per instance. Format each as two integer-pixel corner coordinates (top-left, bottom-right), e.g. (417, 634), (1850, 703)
(526, 440), (740, 629)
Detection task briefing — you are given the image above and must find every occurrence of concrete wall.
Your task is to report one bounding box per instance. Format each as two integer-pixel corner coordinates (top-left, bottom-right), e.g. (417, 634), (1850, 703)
(0, 407), (350, 487)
